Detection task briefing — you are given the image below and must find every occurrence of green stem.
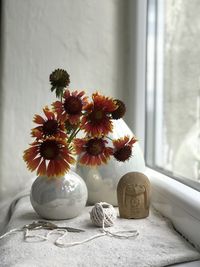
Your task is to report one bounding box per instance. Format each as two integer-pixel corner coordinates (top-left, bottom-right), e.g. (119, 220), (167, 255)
(60, 90), (64, 102)
(68, 145), (73, 151)
(106, 136), (113, 141)
(71, 128), (81, 140)
(67, 127), (81, 144)
(67, 130), (76, 144)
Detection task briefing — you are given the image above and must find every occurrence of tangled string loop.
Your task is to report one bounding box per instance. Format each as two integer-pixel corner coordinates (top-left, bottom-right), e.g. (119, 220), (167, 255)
(0, 202), (139, 248)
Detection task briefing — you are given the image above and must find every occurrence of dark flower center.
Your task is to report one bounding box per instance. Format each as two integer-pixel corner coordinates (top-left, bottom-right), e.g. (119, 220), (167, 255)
(113, 146), (132, 161)
(40, 140), (60, 160)
(50, 69), (70, 87)
(64, 96), (83, 115)
(43, 120), (58, 136)
(86, 138), (105, 156)
(89, 109), (105, 123)
(111, 99), (126, 120)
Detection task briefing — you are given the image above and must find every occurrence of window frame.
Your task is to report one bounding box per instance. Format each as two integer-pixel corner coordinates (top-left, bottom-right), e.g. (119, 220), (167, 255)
(133, 0), (200, 250)
(145, 0), (200, 192)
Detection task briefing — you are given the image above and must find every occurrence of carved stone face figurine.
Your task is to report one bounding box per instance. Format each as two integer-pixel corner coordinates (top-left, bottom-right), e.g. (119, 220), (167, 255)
(117, 172), (150, 219)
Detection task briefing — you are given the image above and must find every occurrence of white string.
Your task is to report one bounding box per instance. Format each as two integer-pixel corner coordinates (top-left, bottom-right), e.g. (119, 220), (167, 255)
(90, 202), (117, 227)
(0, 202), (139, 248)
(24, 228), (48, 242)
(0, 228), (22, 240)
(55, 202), (139, 248)
(55, 230), (106, 248)
(0, 227), (50, 242)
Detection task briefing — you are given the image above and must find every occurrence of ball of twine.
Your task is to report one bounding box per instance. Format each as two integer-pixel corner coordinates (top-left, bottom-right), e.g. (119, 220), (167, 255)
(90, 202), (117, 227)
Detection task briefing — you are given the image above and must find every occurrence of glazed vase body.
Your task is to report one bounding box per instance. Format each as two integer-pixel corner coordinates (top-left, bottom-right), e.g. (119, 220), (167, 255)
(30, 170), (88, 220)
(76, 119), (145, 206)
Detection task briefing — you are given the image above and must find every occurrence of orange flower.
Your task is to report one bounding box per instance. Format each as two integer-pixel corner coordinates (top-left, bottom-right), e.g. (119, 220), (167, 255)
(23, 137), (75, 177)
(31, 106), (67, 139)
(113, 136), (137, 162)
(52, 90), (88, 125)
(74, 137), (113, 166)
(81, 92), (117, 137)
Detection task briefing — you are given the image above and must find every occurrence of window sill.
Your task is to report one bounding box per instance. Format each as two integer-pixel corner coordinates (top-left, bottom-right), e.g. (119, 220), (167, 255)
(145, 167), (200, 250)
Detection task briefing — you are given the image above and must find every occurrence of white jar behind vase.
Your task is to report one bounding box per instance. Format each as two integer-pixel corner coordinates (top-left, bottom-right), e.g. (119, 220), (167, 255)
(76, 119), (145, 206)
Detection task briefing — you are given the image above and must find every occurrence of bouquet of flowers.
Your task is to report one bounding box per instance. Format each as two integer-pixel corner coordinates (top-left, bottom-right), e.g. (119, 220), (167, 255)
(23, 69), (137, 177)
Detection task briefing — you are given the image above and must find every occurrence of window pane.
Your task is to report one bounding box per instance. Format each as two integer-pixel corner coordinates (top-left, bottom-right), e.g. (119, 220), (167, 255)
(146, 0), (200, 185)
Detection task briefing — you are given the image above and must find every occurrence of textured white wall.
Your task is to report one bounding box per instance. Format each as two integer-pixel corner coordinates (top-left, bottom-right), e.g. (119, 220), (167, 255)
(0, 0), (132, 199)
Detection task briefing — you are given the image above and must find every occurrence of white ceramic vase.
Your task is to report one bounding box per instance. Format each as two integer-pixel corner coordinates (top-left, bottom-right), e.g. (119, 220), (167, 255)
(76, 119), (145, 206)
(30, 170), (88, 220)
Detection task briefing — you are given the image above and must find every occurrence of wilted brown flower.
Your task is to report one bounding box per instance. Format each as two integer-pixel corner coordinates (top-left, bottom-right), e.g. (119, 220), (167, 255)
(111, 99), (126, 120)
(50, 69), (70, 98)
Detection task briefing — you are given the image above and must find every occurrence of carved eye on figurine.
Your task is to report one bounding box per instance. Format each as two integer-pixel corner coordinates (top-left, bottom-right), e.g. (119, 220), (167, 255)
(133, 184), (146, 195)
(117, 172), (151, 219)
(125, 184), (134, 194)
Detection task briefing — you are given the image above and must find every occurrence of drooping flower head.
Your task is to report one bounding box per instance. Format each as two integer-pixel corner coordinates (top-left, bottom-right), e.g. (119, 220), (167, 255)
(53, 90), (88, 125)
(111, 99), (126, 120)
(31, 106), (67, 139)
(74, 137), (113, 166)
(81, 92), (117, 137)
(50, 69), (70, 98)
(113, 136), (137, 162)
(23, 137), (75, 177)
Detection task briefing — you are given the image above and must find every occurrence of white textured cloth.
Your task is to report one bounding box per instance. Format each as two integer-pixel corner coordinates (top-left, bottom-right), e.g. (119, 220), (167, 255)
(0, 194), (200, 267)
